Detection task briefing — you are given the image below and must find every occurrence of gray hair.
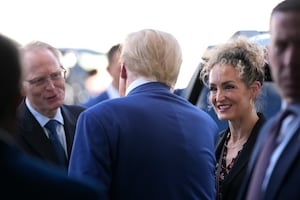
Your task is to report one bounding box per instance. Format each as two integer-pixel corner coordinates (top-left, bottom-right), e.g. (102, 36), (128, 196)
(120, 29), (182, 88)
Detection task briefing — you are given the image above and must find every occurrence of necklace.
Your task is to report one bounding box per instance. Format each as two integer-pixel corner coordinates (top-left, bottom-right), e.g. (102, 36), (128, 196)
(224, 132), (248, 149)
(225, 140), (247, 149)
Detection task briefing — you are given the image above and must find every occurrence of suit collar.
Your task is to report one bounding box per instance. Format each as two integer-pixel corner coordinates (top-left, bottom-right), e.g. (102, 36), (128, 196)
(125, 77), (154, 96)
(265, 116), (300, 199)
(127, 82), (171, 96)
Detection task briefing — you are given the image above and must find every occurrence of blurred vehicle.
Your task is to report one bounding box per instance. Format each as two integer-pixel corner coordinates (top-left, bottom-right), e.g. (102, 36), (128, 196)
(248, 32), (270, 46)
(58, 48), (108, 105)
(180, 31), (281, 131)
(229, 30), (269, 39)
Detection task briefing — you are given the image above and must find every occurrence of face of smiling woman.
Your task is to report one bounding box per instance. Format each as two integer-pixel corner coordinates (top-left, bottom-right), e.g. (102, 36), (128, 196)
(208, 63), (254, 121)
(23, 48), (65, 118)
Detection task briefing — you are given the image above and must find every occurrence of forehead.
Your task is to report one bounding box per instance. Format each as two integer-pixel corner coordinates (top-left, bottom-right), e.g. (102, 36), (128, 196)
(271, 11), (300, 40)
(209, 64), (240, 84)
(24, 49), (60, 68)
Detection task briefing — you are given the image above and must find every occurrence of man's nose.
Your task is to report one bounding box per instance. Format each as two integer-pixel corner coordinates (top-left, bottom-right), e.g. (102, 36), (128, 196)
(45, 77), (56, 89)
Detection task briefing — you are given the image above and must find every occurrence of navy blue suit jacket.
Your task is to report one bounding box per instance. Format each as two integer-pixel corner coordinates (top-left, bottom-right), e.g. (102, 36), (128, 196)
(0, 131), (101, 199)
(82, 91), (109, 107)
(238, 109), (300, 200)
(16, 99), (85, 169)
(69, 82), (219, 200)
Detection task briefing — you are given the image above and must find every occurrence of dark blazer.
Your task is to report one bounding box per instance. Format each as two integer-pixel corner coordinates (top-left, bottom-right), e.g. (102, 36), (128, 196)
(82, 90), (109, 107)
(69, 82), (219, 200)
(215, 113), (266, 200)
(238, 109), (300, 200)
(0, 130), (101, 199)
(15, 99), (85, 169)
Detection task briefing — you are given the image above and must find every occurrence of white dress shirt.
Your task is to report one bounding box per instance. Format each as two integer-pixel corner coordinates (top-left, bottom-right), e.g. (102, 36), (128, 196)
(25, 98), (67, 157)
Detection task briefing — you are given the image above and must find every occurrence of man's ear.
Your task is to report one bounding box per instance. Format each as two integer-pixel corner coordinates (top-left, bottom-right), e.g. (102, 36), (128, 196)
(120, 64), (127, 79)
(119, 64), (127, 97)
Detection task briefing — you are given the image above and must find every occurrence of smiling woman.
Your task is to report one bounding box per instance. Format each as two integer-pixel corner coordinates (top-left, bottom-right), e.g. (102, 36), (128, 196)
(188, 33), (281, 131)
(198, 36), (269, 200)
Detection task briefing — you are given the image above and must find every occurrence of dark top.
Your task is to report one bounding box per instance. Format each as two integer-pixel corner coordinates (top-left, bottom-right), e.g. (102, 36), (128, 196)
(215, 112), (266, 200)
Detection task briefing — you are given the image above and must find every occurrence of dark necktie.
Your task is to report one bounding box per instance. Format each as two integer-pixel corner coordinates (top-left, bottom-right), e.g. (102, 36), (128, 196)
(246, 109), (292, 200)
(45, 120), (68, 168)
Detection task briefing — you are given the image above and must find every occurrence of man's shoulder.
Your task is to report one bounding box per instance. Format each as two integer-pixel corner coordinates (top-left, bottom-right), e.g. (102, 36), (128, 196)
(0, 139), (101, 199)
(82, 91), (109, 107)
(61, 104), (86, 115)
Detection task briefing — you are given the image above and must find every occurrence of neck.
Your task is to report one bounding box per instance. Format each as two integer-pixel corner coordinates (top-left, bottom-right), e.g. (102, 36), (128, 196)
(226, 133), (248, 149)
(229, 112), (259, 143)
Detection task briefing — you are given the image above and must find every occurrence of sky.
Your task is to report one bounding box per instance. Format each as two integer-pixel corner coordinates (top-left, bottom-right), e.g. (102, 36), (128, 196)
(1, 0), (283, 88)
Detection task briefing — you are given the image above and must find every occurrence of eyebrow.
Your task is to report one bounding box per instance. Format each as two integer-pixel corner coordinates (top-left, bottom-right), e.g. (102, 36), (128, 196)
(27, 70), (64, 81)
(209, 80), (236, 86)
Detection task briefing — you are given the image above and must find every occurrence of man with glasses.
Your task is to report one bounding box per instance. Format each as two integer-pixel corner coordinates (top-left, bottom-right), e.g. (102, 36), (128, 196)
(16, 41), (86, 170)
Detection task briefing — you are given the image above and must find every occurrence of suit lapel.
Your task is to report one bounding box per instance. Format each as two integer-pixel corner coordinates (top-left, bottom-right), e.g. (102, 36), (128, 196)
(18, 100), (84, 167)
(60, 105), (76, 157)
(19, 102), (58, 161)
(266, 118), (300, 200)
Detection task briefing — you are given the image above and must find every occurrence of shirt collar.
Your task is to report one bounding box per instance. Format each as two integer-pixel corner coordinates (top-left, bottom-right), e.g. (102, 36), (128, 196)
(125, 77), (155, 96)
(25, 98), (64, 127)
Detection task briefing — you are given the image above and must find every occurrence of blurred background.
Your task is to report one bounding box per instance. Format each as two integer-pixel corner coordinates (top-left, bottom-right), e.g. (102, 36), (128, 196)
(0, 0), (283, 104)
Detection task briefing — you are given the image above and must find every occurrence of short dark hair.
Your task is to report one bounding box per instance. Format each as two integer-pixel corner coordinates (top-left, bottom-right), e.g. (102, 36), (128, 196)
(107, 44), (120, 64)
(0, 34), (22, 128)
(272, 0), (300, 14)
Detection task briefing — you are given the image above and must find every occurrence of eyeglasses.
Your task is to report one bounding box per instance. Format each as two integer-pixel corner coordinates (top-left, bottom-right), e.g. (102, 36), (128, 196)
(26, 69), (66, 87)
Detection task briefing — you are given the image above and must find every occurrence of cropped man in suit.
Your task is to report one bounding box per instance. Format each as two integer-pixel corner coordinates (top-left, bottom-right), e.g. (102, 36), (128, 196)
(0, 33), (101, 199)
(83, 44), (121, 107)
(238, 0), (300, 199)
(69, 29), (219, 200)
(16, 41), (86, 170)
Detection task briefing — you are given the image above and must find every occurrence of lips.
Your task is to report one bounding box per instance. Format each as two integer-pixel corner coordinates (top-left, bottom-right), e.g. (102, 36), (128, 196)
(217, 104), (231, 112)
(46, 94), (57, 100)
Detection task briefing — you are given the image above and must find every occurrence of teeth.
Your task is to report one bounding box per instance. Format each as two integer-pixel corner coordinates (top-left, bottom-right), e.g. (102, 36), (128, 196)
(218, 105), (230, 109)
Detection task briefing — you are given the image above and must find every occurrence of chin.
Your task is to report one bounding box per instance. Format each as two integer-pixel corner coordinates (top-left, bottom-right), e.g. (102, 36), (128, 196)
(49, 100), (63, 108)
(217, 114), (229, 121)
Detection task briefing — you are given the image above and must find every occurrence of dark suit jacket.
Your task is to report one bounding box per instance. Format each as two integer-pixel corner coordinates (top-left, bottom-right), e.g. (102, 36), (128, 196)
(69, 82), (219, 200)
(238, 108), (300, 200)
(15, 99), (85, 169)
(82, 90), (109, 107)
(215, 113), (266, 200)
(0, 129), (101, 199)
